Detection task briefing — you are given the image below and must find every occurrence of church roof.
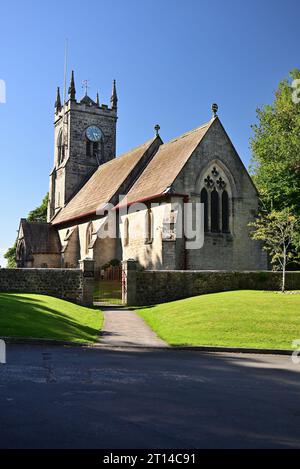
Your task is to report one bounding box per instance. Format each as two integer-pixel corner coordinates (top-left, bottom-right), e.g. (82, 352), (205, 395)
(52, 137), (159, 225)
(118, 119), (213, 207)
(80, 95), (96, 106)
(19, 219), (61, 254)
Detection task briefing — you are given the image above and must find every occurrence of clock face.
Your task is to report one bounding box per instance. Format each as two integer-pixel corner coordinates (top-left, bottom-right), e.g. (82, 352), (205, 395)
(86, 126), (103, 142)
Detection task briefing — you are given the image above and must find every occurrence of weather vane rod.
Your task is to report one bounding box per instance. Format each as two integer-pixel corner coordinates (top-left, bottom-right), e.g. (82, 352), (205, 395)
(82, 79), (90, 96)
(62, 38), (68, 147)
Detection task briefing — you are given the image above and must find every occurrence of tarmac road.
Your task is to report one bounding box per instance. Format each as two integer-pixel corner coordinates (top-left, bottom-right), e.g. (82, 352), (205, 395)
(0, 344), (300, 449)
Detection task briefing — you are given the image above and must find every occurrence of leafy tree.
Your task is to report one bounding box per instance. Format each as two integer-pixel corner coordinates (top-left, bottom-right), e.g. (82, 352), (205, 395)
(27, 193), (49, 222)
(3, 193), (49, 268)
(3, 241), (17, 268)
(249, 209), (300, 292)
(250, 69), (300, 216)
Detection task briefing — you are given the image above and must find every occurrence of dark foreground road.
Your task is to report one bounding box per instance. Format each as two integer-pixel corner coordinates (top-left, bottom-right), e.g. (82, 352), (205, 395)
(0, 344), (300, 449)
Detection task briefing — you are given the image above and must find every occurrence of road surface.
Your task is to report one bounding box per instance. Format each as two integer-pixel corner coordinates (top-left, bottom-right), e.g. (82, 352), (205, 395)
(0, 344), (300, 448)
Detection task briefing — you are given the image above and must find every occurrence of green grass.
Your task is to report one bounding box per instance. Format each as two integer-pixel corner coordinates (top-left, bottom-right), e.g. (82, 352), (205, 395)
(94, 280), (122, 305)
(138, 290), (300, 349)
(0, 293), (103, 343)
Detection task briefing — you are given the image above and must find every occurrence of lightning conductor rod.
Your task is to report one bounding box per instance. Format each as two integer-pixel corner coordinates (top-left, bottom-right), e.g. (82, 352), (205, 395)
(62, 38), (68, 148)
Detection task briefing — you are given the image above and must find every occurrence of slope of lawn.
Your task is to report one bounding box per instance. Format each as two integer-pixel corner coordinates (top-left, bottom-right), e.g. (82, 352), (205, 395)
(0, 293), (103, 343)
(138, 290), (300, 349)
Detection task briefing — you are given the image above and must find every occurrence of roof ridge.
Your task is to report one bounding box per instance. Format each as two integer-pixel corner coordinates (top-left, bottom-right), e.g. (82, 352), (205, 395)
(51, 136), (159, 225)
(117, 136), (156, 158)
(122, 118), (214, 207)
(164, 119), (212, 146)
(92, 136), (157, 172)
(23, 220), (49, 225)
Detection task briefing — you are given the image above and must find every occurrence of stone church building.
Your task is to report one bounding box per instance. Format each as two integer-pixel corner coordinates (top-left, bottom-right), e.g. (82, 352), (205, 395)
(16, 72), (267, 271)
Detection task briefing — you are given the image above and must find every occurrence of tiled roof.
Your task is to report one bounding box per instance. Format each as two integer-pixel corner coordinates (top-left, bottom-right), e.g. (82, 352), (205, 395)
(121, 120), (213, 206)
(52, 138), (158, 225)
(20, 220), (61, 254)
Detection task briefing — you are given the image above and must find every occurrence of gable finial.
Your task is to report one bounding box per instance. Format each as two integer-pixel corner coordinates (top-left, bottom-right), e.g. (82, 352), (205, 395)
(211, 103), (218, 118)
(110, 79), (118, 110)
(154, 124), (160, 137)
(55, 86), (62, 113)
(96, 92), (100, 106)
(68, 70), (76, 100)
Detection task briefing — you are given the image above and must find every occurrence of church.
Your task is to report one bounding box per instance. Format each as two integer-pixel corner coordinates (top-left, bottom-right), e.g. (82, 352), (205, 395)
(16, 72), (267, 272)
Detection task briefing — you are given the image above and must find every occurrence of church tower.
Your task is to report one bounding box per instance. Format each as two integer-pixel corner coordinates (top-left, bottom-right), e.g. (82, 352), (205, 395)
(47, 72), (118, 221)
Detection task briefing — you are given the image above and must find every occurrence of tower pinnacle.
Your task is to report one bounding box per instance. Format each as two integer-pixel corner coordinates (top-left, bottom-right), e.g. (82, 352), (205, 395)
(68, 70), (76, 101)
(110, 79), (118, 110)
(55, 86), (62, 113)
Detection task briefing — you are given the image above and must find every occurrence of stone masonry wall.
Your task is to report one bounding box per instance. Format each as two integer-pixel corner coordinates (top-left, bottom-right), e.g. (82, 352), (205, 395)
(0, 263), (95, 306)
(172, 118), (267, 270)
(48, 97), (117, 220)
(122, 263), (300, 305)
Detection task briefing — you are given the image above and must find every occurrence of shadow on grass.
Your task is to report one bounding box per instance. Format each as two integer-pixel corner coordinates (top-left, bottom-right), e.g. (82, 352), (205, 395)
(0, 293), (101, 343)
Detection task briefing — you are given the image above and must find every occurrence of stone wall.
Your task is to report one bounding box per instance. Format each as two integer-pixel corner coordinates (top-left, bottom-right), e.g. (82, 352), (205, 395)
(28, 253), (62, 269)
(0, 259), (95, 306)
(121, 204), (166, 270)
(122, 261), (300, 306)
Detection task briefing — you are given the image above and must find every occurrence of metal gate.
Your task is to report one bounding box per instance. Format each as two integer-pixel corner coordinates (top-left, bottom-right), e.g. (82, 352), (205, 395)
(94, 265), (122, 305)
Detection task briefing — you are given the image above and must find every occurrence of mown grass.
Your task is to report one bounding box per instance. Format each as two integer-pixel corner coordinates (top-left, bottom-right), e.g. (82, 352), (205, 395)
(0, 293), (103, 343)
(94, 280), (122, 305)
(138, 290), (300, 349)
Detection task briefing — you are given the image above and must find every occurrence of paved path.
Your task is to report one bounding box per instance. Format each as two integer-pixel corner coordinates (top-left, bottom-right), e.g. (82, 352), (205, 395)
(1, 344), (300, 448)
(99, 307), (168, 347)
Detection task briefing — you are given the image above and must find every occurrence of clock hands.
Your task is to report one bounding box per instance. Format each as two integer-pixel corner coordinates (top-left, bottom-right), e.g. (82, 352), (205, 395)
(86, 126), (102, 142)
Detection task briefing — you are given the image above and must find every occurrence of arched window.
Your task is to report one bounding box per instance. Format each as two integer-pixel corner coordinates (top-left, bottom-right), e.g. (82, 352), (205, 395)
(145, 209), (153, 244)
(93, 142), (99, 157)
(86, 222), (93, 255)
(201, 163), (233, 234)
(86, 141), (100, 162)
(17, 241), (26, 267)
(200, 188), (208, 232)
(123, 218), (129, 247)
(86, 140), (91, 157)
(211, 189), (220, 232)
(57, 130), (65, 164)
(222, 190), (229, 233)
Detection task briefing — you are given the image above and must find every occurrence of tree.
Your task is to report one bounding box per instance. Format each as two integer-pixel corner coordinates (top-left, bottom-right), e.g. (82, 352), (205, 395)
(27, 193), (49, 222)
(250, 69), (300, 216)
(4, 193), (49, 268)
(3, 241), (17, 268)
(249, 209), (300, 292)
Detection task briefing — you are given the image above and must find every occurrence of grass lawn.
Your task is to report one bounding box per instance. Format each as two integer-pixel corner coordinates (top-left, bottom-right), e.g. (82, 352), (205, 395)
(0, 293), (103, 343)
(138, 290), (300, 349)
(94, 280), (122, 305)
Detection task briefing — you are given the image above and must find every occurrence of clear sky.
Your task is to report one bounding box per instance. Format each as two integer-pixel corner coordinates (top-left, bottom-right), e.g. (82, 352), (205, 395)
(0, 0), (299, 266)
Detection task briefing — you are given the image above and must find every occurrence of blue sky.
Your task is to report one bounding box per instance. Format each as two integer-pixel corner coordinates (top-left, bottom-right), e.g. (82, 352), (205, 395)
(0, 0), (299, 266)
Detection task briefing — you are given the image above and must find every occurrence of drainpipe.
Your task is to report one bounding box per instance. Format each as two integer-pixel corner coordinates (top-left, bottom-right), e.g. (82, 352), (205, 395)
(183, 195), (189, 270)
